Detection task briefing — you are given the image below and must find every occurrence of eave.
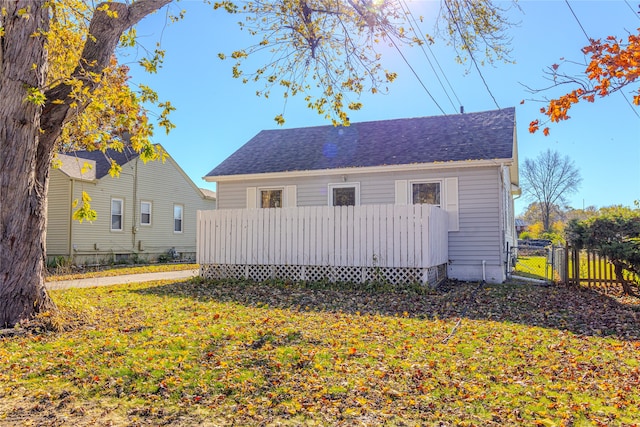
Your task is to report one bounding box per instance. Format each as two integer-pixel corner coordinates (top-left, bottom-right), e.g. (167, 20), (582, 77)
(204, 157), (515, 183)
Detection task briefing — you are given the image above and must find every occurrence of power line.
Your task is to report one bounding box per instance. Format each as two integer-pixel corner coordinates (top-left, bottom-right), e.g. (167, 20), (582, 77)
(399, 0), (462, 112)
(564, 0), (590, 42)
(623, 0), (640, 20)
(387, 36), (448, 115)
(442, 0), (500, 109)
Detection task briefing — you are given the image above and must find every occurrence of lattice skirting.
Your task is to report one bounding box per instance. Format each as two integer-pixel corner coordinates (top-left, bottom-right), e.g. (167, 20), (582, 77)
(200, 263), (447, 287)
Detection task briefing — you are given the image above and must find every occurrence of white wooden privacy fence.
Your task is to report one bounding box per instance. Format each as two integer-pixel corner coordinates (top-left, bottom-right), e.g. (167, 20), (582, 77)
(197, 204), (449, 286)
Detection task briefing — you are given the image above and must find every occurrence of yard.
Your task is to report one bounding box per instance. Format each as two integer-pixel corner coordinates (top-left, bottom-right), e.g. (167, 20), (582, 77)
(1, 277), (639, 426)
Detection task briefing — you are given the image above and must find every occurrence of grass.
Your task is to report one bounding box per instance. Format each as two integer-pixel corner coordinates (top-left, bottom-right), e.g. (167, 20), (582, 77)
(46, 263), (198, 282)
(1, 278), (640, 426)
(514, 255), (548, 280)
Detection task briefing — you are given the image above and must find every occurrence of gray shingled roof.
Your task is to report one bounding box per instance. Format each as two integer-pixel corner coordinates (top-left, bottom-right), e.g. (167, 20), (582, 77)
(58, 148), (138, 180)
(206, 108), (515, 178)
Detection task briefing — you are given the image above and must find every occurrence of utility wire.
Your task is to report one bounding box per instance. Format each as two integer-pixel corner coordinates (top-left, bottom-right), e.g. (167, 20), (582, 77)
(623, 0), (640, 20)
(443, 0), (500, 109)
(564, 0), (590, 42)
(399, 0), (461, 112)
(388, 36), (448, 115)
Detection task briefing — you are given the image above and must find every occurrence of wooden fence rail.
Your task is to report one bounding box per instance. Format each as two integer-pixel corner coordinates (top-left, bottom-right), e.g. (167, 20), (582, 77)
(197, 204), (449, 285)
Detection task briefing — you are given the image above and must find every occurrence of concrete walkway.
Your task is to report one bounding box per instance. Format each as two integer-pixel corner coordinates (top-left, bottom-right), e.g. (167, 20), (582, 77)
(46, 269), (199, 290)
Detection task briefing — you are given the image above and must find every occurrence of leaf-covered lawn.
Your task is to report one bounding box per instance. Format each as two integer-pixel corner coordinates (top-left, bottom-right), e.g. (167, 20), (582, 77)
(1, 279), (639, 426)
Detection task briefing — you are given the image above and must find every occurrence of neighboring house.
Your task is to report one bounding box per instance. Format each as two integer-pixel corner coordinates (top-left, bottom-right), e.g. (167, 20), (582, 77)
(46, 146), (216, 265)
(203, 108), (519, 283)
(515, 218), (528, 235)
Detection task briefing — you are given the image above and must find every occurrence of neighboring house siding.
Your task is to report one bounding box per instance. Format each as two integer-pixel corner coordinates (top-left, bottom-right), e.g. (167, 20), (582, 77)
(46, 148), (215, 265)
(71, 171), (133, 259)
(46, 170), (73, 258)
(134, 157), (213, 256)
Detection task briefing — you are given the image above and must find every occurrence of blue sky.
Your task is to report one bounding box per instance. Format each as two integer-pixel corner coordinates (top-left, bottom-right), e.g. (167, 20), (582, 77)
(122, 0), (640, 215)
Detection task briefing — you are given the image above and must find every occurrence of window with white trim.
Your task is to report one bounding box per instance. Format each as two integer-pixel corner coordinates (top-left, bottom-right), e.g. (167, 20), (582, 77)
(411, 181), (441, 207)
(140, 201), (152, 226)
(260, 189), (283, 208)
(328, 183), (360, 206)
(111, 198), (123, 231)
(173, 204), (183, 233)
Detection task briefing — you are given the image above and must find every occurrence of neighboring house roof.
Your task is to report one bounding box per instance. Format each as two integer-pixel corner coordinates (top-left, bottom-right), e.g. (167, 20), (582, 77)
(200, 188), (217, 200)
(55, 146), (214, 202)
(206, 107), (516, 179)
(56, 148), (138, 181)
(56, 154), (97, 181)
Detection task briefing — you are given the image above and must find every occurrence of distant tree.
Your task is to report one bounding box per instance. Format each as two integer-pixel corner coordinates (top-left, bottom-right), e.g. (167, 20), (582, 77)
(522, 201), (566, 227)
(565, 206), (599, 223)
(566, 206), (640, 296)
(0, 0), (515, 328)
(521, 149), (582, 231)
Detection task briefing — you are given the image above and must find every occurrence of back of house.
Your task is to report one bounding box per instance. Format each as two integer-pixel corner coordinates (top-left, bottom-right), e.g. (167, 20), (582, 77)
(204, 108), (519, 283)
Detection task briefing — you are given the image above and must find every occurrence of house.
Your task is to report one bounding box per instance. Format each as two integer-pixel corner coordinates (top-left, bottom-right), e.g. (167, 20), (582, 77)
(46, 146), (216, 265)
(515, 218), (528, 235)
(202, 108), (519, 283)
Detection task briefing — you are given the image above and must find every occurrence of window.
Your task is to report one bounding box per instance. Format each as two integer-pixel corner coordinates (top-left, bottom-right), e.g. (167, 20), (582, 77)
(140, 201), (152, 226)
(260, 189), (282, 208)
(412, 182), (441, 207)
(173, 204), (183, 233)
(111, 198), (123, 231)
(328, 183), (360, 206)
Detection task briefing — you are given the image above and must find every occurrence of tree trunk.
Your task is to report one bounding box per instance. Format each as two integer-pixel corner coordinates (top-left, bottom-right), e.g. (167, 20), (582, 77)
(1, 0), (171, 327)
(0, 0), (56, 327)
(613, 262), (638, 297)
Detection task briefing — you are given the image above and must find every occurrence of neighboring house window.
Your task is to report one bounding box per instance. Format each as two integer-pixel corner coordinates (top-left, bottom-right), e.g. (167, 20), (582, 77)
(174, 204), (183, 233)
(111, 198), (123, 231)
(260, 189), (282, 208)
(328, 183), (360, 206)
(412, 182), (441, 207)
(140, 201), (152, 226)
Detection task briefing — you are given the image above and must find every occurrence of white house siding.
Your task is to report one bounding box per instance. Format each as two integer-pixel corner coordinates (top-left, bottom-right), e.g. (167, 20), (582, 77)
(448, 167), (503, 282)
(45, 170), (73, 258)
(215, 164), (510, 283)
(47, 154), (215, 265)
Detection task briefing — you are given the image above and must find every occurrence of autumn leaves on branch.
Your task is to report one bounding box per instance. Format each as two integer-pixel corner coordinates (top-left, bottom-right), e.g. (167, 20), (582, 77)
(530, 30), (640, 135)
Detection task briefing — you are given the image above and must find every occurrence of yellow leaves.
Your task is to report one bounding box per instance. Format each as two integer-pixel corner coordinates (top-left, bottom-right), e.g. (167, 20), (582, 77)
(17, 6), (30, 19)
(72, 191), (97, 223)
(96, 3), (118, 18)
(119, 27), (137, 48)
(23, 86), (46, 106)
(231, 50), (247, 59)
(108, 159), (122, 178)
(274, 114), (285, 125)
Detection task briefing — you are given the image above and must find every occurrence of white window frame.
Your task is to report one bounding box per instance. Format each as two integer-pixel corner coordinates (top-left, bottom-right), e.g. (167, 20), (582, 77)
(258, 187), (284, 208)
(140, 201), (152, 226)
(409, 180), (442, 207)
(173, 204), (183, 233)
(111, 198), (124, 232)
(328, 182), (360, 206)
